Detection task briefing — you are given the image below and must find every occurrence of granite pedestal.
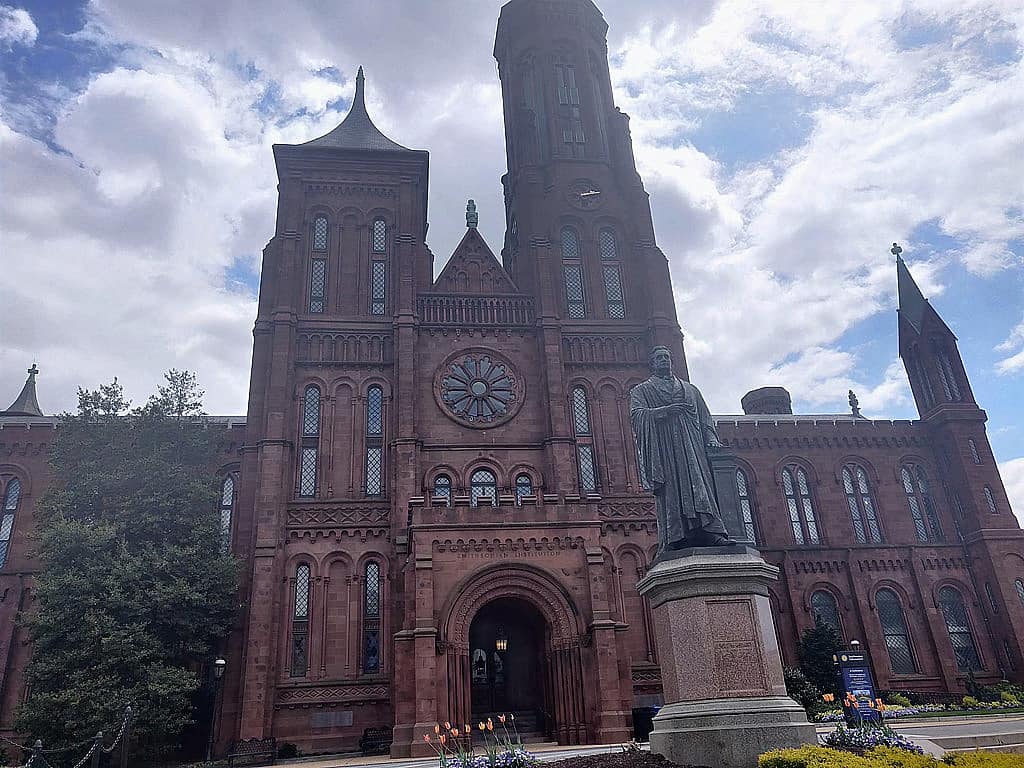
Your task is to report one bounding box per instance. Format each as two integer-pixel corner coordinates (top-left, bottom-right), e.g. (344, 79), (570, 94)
(636, 546), (817, 768)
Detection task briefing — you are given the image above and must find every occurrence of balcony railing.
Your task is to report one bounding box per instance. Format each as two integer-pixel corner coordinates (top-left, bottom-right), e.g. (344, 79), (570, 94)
(417, 294), (535, 327)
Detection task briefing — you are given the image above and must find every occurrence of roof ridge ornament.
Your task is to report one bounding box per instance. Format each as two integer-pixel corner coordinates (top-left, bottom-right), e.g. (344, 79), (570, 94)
(466, 199), (478, 229)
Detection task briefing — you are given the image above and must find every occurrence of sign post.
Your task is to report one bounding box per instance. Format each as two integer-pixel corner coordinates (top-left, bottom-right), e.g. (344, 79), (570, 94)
(834, 642), (881, 726)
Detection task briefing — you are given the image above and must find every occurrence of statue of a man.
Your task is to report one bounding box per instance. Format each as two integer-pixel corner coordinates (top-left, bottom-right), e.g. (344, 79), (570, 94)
(630, 346), (732, 552)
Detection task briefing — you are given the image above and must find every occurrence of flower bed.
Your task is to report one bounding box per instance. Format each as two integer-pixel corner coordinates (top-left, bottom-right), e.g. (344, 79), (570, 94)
(822, 724), (924, 754)
(760, 745), (1024, 768)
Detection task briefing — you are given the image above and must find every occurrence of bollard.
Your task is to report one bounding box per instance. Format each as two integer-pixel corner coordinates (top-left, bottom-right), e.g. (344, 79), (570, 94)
(119, 706), (133, 768)
(91, 731), (103, 768)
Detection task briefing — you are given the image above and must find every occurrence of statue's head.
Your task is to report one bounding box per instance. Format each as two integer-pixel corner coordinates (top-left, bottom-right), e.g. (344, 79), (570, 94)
(649, 346), (673, 377)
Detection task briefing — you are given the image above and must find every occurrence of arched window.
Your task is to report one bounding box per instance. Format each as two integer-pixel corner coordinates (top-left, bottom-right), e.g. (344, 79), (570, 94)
(843, 464), (882, 544)
(985, 582), (999, 614)
(363, 562), (381, 674)
(309, 215), (329, 314)
(571, 387), (598, 492)
(291, 564), (311, 676)
(560, 227), (586, 319)
(937, 586), (981, 672)
(370, 218), (387, 315)
(433, 474), (452, 506)
(372, 218), (387, 253)
(910, 348), (935, 409)
(810, 590), (842, 636)
(735, 469), (758, 544)
(1016, 579), (1024, 606)
(0, 478), (21, 569)
(515, 474), (533, 505)
(901, 464), (943, 542)
(598, 228), (625, 319)
(876, 588), (917, 675)
(298, 385), (320, 498)
(934, 346), (962, 401)
(219, 475), (235, 554)
(365, 386), (384, 497)
(470, 469), (497, 507)
(1004, 639), (1018, 672)
(984, 486), (998, 515)
(968, 439), (982, 465)
(782, 466), (819, 545)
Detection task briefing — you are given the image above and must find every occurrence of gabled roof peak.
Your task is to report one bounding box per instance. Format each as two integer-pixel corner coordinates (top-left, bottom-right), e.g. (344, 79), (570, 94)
(302, 66), (412, 152)
(2, 363), (44, 417)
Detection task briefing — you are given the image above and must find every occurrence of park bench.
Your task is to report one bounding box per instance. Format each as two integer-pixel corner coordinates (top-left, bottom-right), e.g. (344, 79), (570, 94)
(359, 726), (393, 756)
(227, 736), (277, 766)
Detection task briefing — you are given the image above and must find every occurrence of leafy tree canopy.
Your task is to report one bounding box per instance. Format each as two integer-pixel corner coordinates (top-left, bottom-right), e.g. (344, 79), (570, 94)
(798, 616), (844, 696)
(17, 371), (239, 758)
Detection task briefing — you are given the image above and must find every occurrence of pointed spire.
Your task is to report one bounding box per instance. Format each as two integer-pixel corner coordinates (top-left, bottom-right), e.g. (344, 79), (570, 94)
(302, 65), (412, 152)
(894, 242), (928, 333)
(2, 363), (44, 417)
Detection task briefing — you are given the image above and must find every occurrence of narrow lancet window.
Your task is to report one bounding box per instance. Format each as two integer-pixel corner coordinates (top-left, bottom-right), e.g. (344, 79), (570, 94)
(363, 562), (381, 674)
(365, 386), (384, 496)
(291, 564), (311, 677)
(0, 478), (21, 568)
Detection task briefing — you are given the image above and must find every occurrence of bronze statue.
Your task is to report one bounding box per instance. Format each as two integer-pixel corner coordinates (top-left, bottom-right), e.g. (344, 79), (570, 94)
(630, 346), (732, 552)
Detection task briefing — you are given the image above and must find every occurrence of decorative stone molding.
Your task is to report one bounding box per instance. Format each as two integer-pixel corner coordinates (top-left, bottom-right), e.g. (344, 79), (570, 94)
(275, 683), (389, 708)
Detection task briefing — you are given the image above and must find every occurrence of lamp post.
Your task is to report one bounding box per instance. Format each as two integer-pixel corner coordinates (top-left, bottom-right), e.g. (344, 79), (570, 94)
(205, 658), (226, 763)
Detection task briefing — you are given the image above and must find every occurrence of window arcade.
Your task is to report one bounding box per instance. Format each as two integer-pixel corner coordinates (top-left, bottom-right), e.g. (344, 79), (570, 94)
(937, 586), (981, 672)
(782, 466), (819, 545)
(0, 478), (21, 569)
(901, 464), (943, 542)
(876, 588), (917, 675)
(842, 464), (882, 544)
(470, 469), (497, 507)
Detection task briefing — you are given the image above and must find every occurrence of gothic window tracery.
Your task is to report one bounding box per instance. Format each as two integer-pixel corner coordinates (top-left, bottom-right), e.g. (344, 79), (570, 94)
(735, 468), (758, 544)
(363, 561), (381, 674)
(876, 588), (917, 675)
(365, 386), (384, 497)
(309, 215), (328, 314)
(298, 385), (320, 498)
(0, 478), (21, 568)
(901, 464), (943, 542)
(782, 466), (819, 545)
(843, 464), (882, 544)
(291, 563), (311, 677)
(219, 474), (235, 554)
(937, 586), (981, 672)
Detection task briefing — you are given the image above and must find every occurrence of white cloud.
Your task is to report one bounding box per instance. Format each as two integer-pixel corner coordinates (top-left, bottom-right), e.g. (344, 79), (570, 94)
(996, 316), (1024, 374)
(1000, 458), (1024, 526)
(0, 6), (36, 47)
(0, 0), (1022, 422)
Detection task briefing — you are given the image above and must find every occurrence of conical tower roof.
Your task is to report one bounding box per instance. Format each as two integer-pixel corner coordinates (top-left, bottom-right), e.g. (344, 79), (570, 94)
(302, 67), (411, 152)
(896, 248), (928, 334)
(2, 364), (43, 417)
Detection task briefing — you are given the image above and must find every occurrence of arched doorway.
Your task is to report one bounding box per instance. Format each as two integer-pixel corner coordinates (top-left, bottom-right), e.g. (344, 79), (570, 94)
(469, 598), (546, 734)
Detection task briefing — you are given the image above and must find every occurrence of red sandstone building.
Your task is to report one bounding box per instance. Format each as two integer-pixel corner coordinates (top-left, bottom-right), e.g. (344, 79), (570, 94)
(2, 0), (1023, 757)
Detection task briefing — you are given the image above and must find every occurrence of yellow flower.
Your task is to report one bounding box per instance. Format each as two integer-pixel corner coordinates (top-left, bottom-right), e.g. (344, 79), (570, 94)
(465, 724), (471, 734)
(478, 722), (485, 731)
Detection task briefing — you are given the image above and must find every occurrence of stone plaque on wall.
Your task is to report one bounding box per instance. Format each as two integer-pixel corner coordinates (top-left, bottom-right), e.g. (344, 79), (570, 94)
(311, 710), (354, 729)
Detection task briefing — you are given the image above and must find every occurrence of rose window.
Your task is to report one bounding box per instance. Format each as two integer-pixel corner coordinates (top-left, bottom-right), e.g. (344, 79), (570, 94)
(437, 351), (521, 427)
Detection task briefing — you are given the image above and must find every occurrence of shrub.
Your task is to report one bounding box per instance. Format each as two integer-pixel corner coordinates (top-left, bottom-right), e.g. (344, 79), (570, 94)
(944, 753), (1024, 768)
(961, 696), (980, 709)
(760, 747), (1024, 768)
(998, 691), (1020, 705)
(277, 742), (299, 759)
(886, 694), (912, 708)
(785, 666), (824, 717)
(822, 724), (924, 755)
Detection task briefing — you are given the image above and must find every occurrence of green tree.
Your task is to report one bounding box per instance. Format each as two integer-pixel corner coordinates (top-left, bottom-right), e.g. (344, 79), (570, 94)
(16, 371), (239, 758)
(798, 616), (844, 696)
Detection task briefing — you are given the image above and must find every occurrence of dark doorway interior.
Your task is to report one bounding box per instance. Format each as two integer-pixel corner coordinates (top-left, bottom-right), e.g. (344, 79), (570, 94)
(468, 597), (547, 735)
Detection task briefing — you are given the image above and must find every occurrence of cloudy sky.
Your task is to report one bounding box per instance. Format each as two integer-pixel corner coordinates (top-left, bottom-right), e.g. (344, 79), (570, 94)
(1, 0), (1022, 515)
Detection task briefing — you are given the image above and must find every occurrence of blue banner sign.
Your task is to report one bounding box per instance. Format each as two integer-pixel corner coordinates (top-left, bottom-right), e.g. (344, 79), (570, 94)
(836, 651), (881, 725)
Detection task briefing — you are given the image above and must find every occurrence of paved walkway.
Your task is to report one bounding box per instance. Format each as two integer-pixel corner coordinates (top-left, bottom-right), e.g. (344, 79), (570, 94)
(251, 714), (1024, 768)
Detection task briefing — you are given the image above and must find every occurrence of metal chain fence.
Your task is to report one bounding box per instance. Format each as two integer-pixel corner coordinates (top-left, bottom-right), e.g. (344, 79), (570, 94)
(0, 705), (133, 768)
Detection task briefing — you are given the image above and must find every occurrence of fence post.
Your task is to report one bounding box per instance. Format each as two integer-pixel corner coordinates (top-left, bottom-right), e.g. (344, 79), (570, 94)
(91, 731), (103, 768)
(28, 739), (43, 768)
(119, 706), (133, 768)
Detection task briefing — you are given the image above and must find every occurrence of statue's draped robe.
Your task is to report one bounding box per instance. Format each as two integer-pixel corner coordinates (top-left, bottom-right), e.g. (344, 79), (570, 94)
(630, 375), (727, 550)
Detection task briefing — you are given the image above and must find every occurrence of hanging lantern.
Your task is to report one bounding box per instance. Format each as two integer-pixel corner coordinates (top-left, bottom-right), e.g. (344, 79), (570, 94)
(495, 627), (508, 652)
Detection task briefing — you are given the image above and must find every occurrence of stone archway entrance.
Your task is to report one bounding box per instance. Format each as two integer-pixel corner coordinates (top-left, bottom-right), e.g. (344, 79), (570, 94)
(468, 598), (546, 734)
(441, 566), (589, 745)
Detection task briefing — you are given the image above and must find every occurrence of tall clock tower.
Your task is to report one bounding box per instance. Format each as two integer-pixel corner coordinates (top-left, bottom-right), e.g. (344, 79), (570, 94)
(494, 0), (686, 372)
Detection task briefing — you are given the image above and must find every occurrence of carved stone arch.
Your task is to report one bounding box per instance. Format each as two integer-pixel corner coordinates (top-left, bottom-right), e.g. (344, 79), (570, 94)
(441, 563), (582, 645)
(365, 206), (396, 227)
(773, 456), (822, 488)
(426, 464), (463, 492)
(360, 376), (393, 398)
(834, 455), (882, 487)
(322, 550), (356, 574)
(330, 376), (357, 397)
(285, 552), (321, 579)
(869, 580), (916, 611)
(0, 463), (33, 495)
(595, 377), (623, 397)
(931, 578), (977, 610)
(893, 453), (934, 483)
(804, 581), (850, 613)
(507, 463), (542, 491)
(615, 542), (649, 572)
